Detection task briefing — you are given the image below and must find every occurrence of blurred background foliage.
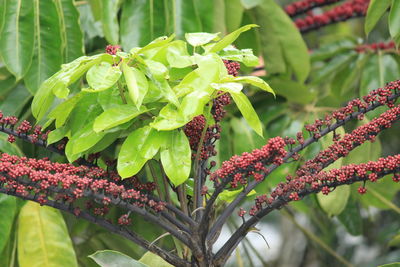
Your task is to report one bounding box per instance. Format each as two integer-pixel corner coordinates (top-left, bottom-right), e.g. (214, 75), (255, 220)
(0, 0), (399, 266)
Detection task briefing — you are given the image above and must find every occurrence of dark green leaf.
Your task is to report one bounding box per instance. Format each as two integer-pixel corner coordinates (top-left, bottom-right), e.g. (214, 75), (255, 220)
(268, 78), (316, 105)
(225, 0), (244, 32)
(100, 0), (119, 44)
(0, 0), (35, 79)
(389, 0), (400, 39)
(170, 0), (202, 38)
(338, 197), (363, 236)
(160, 130), (191, 186)
(0, 195), (17, 254)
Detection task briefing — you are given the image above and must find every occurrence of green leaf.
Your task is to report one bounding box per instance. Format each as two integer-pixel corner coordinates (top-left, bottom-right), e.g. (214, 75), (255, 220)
(0, 0), (35, 79)
(70, 121), (106, 155)
(218, 187), (256, 203)
(160, 130), (191, 186)
(120, 0), (166, 50)
(317, 186), (350, 217)
(219, 47), (259, 67)
(389, 0), (400, 39)
(185, 32), (220, 47)
(240, 0), (262, 9)
(208, 24), (258, 53)
(253, 0), (310, 82)
(89, 250), (149, 267)
(93, 105), (148, 132)
(378, 263), (400, 267)
(165, 41), (193, 68)
(54, 0), (84, 62)
(47, 126), (68, 145)
(222, 76), (274, 95)
(87, 62), (122, 91)
(24, 0), (64, 94)
(337, 196), (363, 236)
(0, 132), (24, 156)
(225, 0), (244, 32)
(211, 82), (243, 94)
(117, 126), (158, 178)
(230, 92), (263, 137)
(365, 0), (391, 35)
(267, 78), (316, 105)
(48, 91), (86, 128)
(180, 90), (211, 119)
(139, 252), (173, 267)
(100, 0), (119, 44)
(18, 202), (78, 267)
(150, 104), (188, 131)
(0, 195), (17, 254)
(170, 0), (202, 38)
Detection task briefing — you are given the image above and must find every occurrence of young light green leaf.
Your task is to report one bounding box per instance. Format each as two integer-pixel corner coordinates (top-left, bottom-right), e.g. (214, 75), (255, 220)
(48, 92), (86, 128)
(117, 126), (155, 178)
(160, 130), (191, 186)
(136, 34), (175, 54)
(211, 82), (243, 93)
(18, 202), (78, 267)
(150, 104), (188, 131)
(93, 105), (148, 132)
(139, 252), (173, 267)
(180, 90), (211, 119)
(86, 62), (122, 91)
(122, 63), (148, 108)
(208, 24), (258, 53)
(365, 0), (391, 35)
(218, 188), (256, 203)
(389, 0), (400, 39)
(185, 32), (220, 47)
(144, 60), (169, 80)
(71, 122), (106, 154)
(219, 47), (259, 66)
(47, 126), (69, 145)
(166, 41), (193, 68)
(223, 76), (274, 95)
(317, 186), (350, 216)
(230, 92), (263, 137)
(89, 250), (148, 267)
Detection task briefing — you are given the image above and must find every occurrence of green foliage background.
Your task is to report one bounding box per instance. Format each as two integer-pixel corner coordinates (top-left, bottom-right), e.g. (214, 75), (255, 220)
(0, 0), (399, 266)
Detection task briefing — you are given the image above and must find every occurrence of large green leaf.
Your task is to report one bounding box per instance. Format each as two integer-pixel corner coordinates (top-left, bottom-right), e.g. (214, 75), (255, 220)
(225, 0), (244, 32)
(93, 105), (148, 132)
(365, 0), (391, 35)
(150, 104), (188, 130)
(253, 1), (310, 82)
(139, 252), (173, 267)
(48, 91), (86, 128)
(68, 121), (106, 155)
(230, 92), (263, 137)
(24, 0), (63, 94)
(170, 0), (202, 38)
(389, 0), (400, 40)
(89, 250), (148, 267)
(0, 195), (17, 254)
(117, 126), (160, 178)
(100, 0), (119, 44)
(18, 202), (78, 267)
(54, 0), (84, 62)
(120, 0), (166, 50)
(87, 62), (122, 91)
(337, 196), (363, 236)
(160, 130), (191, 186)
(0, 0), (35, 79)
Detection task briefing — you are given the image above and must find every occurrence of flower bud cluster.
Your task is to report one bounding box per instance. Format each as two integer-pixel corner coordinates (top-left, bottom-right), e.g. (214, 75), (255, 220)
(211, 137), (287, 188)
(105, 45), (121, 55)
(355, 41), (397, 53)
(0, 153), (164, 225)
(285, 0), (343, 17)
(295, 0), (369, 33)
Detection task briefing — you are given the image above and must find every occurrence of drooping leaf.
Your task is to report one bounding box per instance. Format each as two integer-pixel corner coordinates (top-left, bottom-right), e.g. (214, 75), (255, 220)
(0, 195), (17, 254)
(24, 0), (64, 94)
(0, 0), (35, 79)
(389, 0), (400, 40)
(230, 92), (263, 137)
(160, 130), (191, 186)
(93, 105), (148, 132)
(18, 202), (78, 267)
(170, 0), (202, 38)
(222, 76), (274, 95)
(54, 0), (84, 62)
(100, 0), (119, 44)
(252, 1), (310, 82)
(117, 126), (160, 178)
(365, 0), (391, 35)
(89, 250), (148, 267)
(86, 62), (122, 91)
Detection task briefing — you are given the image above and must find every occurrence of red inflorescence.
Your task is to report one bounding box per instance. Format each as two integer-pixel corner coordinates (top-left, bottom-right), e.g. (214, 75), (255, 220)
(105, 45), (121, 55)
(223, 60), (241, 77)
(355, 41), (397, 54)
(211, 136), (287, 188)
(285, 0), (343, 17)
(118, 214), (132, 225)
(295, 0), (370, 33)
(0, 153), (165, 225)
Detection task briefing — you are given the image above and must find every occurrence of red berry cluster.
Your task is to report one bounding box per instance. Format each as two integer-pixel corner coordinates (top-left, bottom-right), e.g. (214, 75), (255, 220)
(105, 45), (121, 55)
(248, 154), (400, 216)
(210, 136), (287, 188)
(285, 0), (343, 17)
(0, 153), (165, 225)
(355, 41), (397, 53)
(295, 0), (369, 33)
(223, 60), (241, 77)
